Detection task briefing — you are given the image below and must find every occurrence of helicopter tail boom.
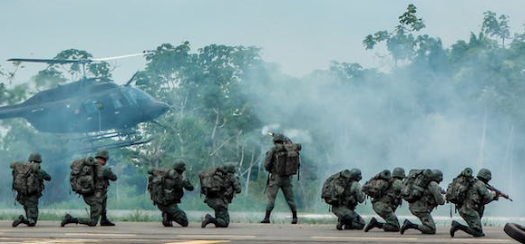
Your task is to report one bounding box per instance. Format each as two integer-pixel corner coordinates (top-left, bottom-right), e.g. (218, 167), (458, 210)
(0, 104), (27, 120)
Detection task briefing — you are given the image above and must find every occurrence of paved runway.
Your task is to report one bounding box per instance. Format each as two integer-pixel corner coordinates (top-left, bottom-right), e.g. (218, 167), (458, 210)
(0, 221), (517, 244)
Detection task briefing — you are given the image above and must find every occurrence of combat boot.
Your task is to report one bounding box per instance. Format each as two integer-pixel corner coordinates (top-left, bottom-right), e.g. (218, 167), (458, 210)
(400, 219), (418, 234)
(201, 214), (215, 228)
(364, 217), (383, 232)
(60, 214), (78, 227)
(260, 210), (271, 224)
(291, 211), (298, 224)
(450, 220), (462, 237)
(450, 220), (484, 237)
(336, 218), (344, 230)
(162, 213), (173, 227)
(100, 215), (116, 227)
(12, 215), (27, 228)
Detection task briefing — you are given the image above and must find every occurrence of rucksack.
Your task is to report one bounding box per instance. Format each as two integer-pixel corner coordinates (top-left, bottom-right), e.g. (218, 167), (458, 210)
(321, 172), (346, 205)
(163, 170), (184, 204)
(446, 168), (475, 205)
(401, 169), (433, 203)
(199, 168), (225, 196)
(11, 162), (41, 196)
(147, 169), (169, 205)
(274, 143), (302, 177)
(70, 157), (96, 195)
(362, 170), (391, 199)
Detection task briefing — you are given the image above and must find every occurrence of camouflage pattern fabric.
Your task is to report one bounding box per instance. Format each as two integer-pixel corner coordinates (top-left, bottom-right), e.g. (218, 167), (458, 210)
(332, 181), (365, 230)
(13, 167), (51, 226)
(265, 174), (297, 213)
(408, 181), (445, 234)
(264, 146), (297, 213)
(456, 179), (496, 237)
(202, 167), (241, 228)
(75, 165), (117, 226)
(371, 178), (403, 231)
(157, 203), (189, 227)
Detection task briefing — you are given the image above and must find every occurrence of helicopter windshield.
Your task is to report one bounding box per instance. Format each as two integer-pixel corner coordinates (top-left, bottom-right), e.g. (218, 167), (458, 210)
(123, 88), (154, 105)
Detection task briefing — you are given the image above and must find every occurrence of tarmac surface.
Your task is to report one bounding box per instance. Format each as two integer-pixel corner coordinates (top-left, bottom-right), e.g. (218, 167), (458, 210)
(0, 221), (518, 244)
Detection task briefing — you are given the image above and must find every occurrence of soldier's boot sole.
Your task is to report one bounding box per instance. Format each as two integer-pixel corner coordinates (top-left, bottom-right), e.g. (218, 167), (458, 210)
(450, 220), (461, 237)
(400, 219), (414, 235)
(12, 215), (24, 228)
(201, 214), (214, 228)
(364, 217), (379, 232)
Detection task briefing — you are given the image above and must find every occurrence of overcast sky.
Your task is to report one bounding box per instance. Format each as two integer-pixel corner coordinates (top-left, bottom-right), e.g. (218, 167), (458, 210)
(1, 0), (525, 84)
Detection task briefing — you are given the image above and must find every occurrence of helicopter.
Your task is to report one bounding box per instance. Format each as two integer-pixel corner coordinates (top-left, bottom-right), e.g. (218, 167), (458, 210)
(0, 54), (169, 152)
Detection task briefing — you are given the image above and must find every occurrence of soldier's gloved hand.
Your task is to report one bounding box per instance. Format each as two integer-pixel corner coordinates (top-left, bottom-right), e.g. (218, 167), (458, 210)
(492, 191), (499, 201)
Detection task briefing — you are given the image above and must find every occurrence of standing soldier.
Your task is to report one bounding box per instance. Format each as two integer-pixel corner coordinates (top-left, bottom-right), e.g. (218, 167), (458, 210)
(322, 169), (366, 230)
(450, 168), (498, 237)
(148, 160), (194, 227)
(364, 167), (405, 232)
(61, 149), (117, 227)
(11, 153), (52, 227)
(200, 163), (242, 228)
(261, 133), (301, 224)
(400, 169), (445, 235)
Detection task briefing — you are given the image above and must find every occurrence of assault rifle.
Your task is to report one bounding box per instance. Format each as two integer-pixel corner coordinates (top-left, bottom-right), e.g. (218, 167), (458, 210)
(486, 184), (513, 201)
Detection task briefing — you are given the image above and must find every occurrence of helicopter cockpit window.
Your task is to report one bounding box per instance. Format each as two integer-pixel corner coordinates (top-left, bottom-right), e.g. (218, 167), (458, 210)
(123, 88), (153, 105)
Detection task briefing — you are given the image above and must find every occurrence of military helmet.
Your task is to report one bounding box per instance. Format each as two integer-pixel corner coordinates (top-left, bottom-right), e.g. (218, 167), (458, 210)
(95, 149), (109, 160)
(477, 168), (492, 182)
(349, 168), (362, 181)
(273, 133), (287, 143)
(28, 153), (42, 163)
(221, 163), (237, 173)
(392, 167), (405, 179)
(173, 160), (186, 172)
(340, 169), (352, 179)
(432, 169), (443, 183)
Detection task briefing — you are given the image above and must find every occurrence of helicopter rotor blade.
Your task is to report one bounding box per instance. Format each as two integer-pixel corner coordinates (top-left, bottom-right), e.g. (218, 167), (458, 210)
(91, 52), (146, 62)
(7, 58), (87, 64)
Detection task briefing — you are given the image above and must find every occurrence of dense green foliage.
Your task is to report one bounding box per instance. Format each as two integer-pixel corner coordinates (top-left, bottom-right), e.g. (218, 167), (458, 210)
(0, 5), (524, 215)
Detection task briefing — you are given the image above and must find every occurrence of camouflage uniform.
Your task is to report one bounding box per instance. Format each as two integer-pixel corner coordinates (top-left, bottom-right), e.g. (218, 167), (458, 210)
(261, 134), (298, 224)
(332, 168), (366, 230)
(365, 167), (405, 232)
(201, 163), (242, 228)
(450, 168), (497, 237)
(401, 169), (446, 235)
(61, 150), (117, 227)
(12, 153), (52, 227)
(157, 161), (194, 227)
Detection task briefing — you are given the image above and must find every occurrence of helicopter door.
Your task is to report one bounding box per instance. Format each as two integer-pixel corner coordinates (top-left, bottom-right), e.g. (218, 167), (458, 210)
(83, 100), (106, 131)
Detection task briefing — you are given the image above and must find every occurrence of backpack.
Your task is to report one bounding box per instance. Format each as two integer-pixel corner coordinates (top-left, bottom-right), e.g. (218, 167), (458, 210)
(159, 170), (184, 204)
(446, 168), (475, 205)
(147, 169), (169, 205)
(401, 169), (433, 203)
(70, 157), (96, 195)
(321, 172), (346, 205)
(362, 170), (391, 199)
(274, 143), (302, 177)
(11, 162), (41, 196)
(199, 168), (225, 196)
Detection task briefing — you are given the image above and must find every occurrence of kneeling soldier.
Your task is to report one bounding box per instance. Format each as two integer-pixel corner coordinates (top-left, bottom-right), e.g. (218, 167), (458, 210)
(364, 167), (405, 232)
(148, 160), (194, 227)
(200, 163), (242, 228)
(11, 153), (52, 227)
(61, 150), (117, 227)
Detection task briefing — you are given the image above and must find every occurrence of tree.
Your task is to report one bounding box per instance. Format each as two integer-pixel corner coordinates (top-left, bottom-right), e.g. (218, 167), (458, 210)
(481, 11), (511, 46)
